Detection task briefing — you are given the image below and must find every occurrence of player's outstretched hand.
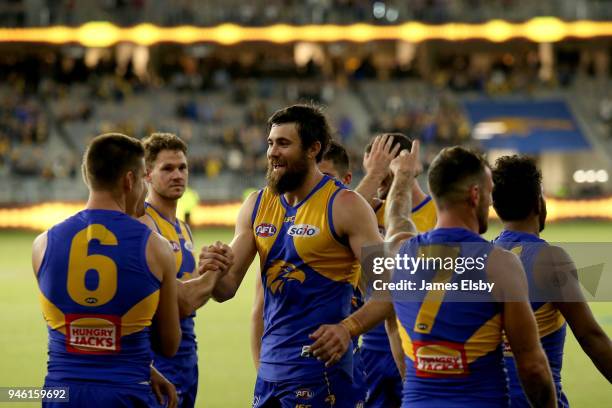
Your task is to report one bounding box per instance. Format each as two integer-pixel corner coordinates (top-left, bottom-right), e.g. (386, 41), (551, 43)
(308, 324), (351, 367)
(198, 241), (234, 276)
(389, 140), (421, 178)
(363, 134), (402, 179)
(151, 365), (178, 408)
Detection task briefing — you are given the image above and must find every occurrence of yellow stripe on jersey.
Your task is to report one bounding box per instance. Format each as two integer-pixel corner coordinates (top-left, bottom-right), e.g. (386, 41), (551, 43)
(376, 196), (437, 235)
(398, 316), (415, 361)
(122, 290), (160, 336)
(535, 303), (566, 338)
(39, 290), (66, 334)
(145, 205), (183, 272)
(465, 313), (503, 363)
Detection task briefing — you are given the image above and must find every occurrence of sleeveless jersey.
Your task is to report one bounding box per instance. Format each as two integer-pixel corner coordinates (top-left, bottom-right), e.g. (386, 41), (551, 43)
(252, 176), (359, 381)
(144, 202), (197, 358)
(394, 228), (507, 407)
(37, 209), (159, 385)
(361, 196), (437, 352)
(494, 230), (568, 408)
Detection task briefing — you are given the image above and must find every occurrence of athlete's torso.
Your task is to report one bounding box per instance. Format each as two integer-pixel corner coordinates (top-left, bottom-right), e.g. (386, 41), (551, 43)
(393, 228), (507, 407)
(494, 230), (568, 408)
(253, 176), (359, 381)
(144, 203), (197, 358)
(38, 209), (159, 384)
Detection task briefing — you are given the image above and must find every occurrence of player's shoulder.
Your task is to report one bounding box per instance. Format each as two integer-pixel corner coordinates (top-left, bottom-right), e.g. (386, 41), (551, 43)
(333, 188), (369, 208)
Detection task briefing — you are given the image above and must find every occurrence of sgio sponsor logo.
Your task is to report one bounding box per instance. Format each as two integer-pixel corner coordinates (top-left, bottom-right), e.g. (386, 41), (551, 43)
(287, 224), (320, 237)
(255, 223), (277, 238)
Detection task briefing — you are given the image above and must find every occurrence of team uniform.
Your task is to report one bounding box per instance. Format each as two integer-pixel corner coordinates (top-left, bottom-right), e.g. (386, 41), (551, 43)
(494, 230), (569, 408)
(145, 202), (198, 408)
(37, 209), (161, 407)
(393, 228), (507, 407)
(360, 196), (436, 408)
(252, 175), (361, 408)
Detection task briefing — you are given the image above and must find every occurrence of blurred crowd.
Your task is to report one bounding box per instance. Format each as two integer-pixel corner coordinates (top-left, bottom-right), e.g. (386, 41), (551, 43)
(3, 0), (612, 27)
(0, 43), (609, 182)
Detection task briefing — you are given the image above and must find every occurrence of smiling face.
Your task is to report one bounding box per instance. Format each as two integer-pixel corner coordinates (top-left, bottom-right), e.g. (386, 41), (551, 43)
(146, 149), (188, 201)
(266, 123), (311, 194)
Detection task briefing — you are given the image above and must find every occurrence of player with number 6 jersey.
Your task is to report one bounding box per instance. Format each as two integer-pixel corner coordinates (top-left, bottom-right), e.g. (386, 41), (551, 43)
(32, 133), (181, 408)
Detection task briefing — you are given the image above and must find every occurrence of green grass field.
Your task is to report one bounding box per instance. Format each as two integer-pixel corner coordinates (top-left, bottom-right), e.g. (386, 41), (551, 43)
(0, 221), (611, 407)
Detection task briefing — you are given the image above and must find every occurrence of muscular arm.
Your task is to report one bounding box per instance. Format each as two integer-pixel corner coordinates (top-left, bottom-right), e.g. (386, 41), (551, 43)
(138, 214), (228, 318)
(211, 191), (259, 302)
(147, 232), (182, 357)
(384, 166), (417, 241)
(32, 231), (48, 276)
(543, 247), (612, 382)
(251, 274), (264, 370)
(385, 314), (406, 379)
(489, 248), (556, 408)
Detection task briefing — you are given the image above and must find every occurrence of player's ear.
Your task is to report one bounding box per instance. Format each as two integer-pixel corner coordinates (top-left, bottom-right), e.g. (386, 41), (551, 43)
(308, 141), (321, 160)
(468, 184), (480, 207)
(343, 172), (352, 185)
(124, 170), (135, 192)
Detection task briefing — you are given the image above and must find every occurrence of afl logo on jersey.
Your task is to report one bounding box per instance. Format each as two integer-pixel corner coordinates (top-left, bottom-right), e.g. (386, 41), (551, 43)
(256, 223), (277, 238)
(287, 224), (320, 237)
(170, 241), (181, 252)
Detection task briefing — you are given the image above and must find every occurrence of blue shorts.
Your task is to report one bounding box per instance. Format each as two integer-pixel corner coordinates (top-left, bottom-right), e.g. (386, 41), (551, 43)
(43, 379), (159, 408)
(352, 347), (367, 406)
(154, 352), (199, 408)
(361, 348), (402, 408)
(253, 370), (362, 408)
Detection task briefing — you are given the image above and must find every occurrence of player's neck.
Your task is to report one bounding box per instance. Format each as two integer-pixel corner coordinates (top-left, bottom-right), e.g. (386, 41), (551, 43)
(147, 193), (178, 223)
(282, 167), (324, 206)
(411, 182), (427, 206)
(503, 219), (540, 237)
(86, 191), (126, 213)
(435, 207), (480, 234)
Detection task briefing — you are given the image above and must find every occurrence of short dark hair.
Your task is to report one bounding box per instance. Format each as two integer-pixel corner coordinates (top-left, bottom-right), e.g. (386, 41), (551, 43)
(267, 104), (331, 162)
(428, 146), (489, 205)
(493, 155), (542, 221)
(142, 132), (187, 168)
(322, 140), (350, 176)
(365, 133), (414, 155)
(82, 133), (144, 190)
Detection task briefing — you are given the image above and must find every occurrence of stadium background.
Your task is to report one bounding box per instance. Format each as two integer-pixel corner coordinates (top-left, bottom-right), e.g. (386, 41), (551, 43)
(0, 0), (611, 406)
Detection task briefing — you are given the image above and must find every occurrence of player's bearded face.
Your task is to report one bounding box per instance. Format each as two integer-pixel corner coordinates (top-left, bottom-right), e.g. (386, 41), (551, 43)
(266, 148), (309, 195)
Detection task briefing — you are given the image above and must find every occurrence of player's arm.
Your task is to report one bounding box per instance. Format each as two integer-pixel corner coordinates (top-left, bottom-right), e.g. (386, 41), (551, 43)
(147, 232), (182, 357)
(384, 141), (421, 242)
(250, 273), (264, 370)
(385, 313), (406, 379)
(489, 247), (557, 408)
(541, 246), (612, 382)
(32, 231), (48, 276)
(176, 242), (234, 317)
(208, 191), (259, 302)
(355, 134), (401, 206)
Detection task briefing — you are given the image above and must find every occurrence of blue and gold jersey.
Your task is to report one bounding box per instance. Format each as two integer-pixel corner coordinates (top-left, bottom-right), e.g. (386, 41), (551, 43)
(37, 209), (159, 384)
(253, 176), (359, 381)
(362, 196), (437, 352)
(394, 228), (506, 407)
(144, 203), (197, 358)
(494, 230), (568, 408)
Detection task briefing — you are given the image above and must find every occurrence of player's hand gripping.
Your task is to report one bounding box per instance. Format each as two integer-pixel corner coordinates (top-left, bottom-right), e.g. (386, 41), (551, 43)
(151, 365), (178, 408)
(198, 241), (234, 276)
(389, 140), (421, 179)
(308, 323), (351, 367)
(363, 134), (402, 181)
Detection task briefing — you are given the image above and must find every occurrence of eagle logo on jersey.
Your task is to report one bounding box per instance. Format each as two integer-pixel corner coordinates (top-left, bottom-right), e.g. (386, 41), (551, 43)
(265, 260), (306, 294)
